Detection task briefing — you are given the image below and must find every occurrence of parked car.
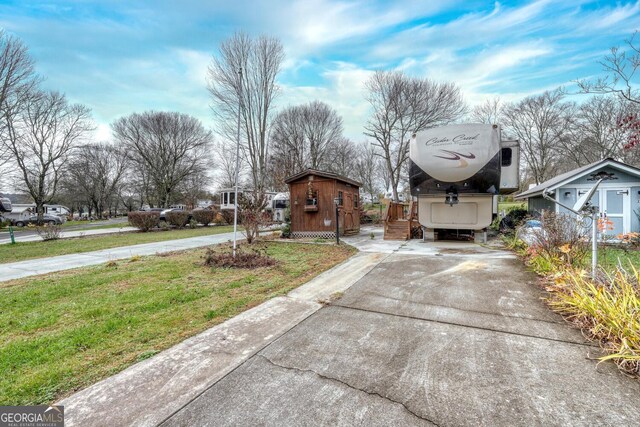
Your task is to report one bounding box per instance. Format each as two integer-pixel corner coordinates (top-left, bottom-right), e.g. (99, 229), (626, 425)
(14, 214), (65, 227)
(516, 219), (543, 245)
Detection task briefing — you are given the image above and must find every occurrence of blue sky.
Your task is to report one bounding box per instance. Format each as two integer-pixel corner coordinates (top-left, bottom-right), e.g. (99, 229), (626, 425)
(0, 0), (638, 141)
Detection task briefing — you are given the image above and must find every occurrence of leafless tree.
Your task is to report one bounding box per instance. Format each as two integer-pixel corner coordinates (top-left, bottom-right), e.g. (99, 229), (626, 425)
(364, 71), (467, 201)
(0, 90), (93, 220)
(64, 143), (128, 218)
(213, 138), (247, 189)
(0, 30), (40, 169)
(559, 96), (640, 167)
(270, 100), (345, 179)
(208, 33), (284, 199)
(354, 142), (383, 203)
(503, 89), (575, 185)
(576, 30), (639, 105)
(470, 97), (503, 124)
(112, 111), (212, 208)
(325, 136), (356, 178)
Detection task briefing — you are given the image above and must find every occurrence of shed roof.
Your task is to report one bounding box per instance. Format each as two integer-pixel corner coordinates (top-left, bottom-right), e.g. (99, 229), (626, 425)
(515, 158), (640, 200)
(285, 169), (362, 187)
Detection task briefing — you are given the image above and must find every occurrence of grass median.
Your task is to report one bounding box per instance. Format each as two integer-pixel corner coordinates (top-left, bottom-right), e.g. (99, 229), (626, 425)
(0, 241), (357, 405)
(0, 225), (235, 264)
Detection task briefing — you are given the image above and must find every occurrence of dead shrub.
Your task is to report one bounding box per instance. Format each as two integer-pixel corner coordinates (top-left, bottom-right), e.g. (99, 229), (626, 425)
(530, 210), (588, 266)
(36, 223), (62, 241)
(203, 244), (277, 269)
(128, 211), (159, 232)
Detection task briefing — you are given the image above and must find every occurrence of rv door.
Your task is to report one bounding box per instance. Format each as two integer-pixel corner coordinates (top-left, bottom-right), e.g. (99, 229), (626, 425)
(499, 140), (520, 194)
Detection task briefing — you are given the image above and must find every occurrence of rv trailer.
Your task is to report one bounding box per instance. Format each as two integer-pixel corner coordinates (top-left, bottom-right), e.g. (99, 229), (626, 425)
(271, 192), (289, 222)
(409, 123), (519, 242)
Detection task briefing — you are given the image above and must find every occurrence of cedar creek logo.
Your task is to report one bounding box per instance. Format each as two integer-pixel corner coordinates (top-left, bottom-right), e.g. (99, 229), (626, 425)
(0, 405), (64, 427)
(424, 133), (479, 168)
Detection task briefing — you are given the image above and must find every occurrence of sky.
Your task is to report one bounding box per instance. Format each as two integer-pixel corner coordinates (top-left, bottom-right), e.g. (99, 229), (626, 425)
(0, 0), (638, 142)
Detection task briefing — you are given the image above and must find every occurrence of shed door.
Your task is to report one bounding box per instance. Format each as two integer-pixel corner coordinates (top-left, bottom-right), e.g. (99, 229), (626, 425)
(601, 189), (629, 237)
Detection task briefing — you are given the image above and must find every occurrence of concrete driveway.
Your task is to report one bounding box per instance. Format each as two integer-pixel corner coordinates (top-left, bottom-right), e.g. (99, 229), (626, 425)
(158, 236), (640, 426)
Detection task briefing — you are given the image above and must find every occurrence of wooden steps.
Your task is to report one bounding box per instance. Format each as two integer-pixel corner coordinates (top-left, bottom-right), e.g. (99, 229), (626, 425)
(384, 219), (410, 240)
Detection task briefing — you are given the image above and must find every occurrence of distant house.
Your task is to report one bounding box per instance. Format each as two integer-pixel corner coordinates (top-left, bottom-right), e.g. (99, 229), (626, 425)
(217, 188), (277, 211)
(285, 169), (362, 238)
(515, 158), (640, 237)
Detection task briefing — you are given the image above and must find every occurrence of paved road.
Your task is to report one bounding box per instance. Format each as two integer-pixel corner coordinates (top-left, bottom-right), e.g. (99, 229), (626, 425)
(0, 230), (236, 281)
(0, 217), (131, 244)
(58, 229), (640, 426)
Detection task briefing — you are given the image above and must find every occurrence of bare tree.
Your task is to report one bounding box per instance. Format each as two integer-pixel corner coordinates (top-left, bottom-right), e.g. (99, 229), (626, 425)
(0, 30), (39, 169)
(558, 96), (640, 167)
(270, 100), (345, 179)
(213, 138), (246, 189)
(576, 30), (639, 105)
(354, 142), (383, 203)
(503, 89), (575, 184)
(1, 90), (93, 220)
(64, 143), (128, 218)
(470, 97), (503, 124)
(208, 33), (284, 198)
(364, 71), (467, 202)
(112, 111), (212, 208)
(325, 137), (357, 178)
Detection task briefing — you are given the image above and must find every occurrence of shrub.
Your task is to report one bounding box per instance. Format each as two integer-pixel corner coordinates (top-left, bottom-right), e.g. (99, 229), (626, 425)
(188, 219), (198, 229)
(238, 193), (269, 244)
(36, 223), (62, 241)
(166, 210), (190, 228)
(528, 211), (587, 266)
(546, 265), (640, 376)
(203, 244), (277, 268)
(128, 211), (159, 232)
(219, 210), (235, 225)
(192, 209), (216, 226)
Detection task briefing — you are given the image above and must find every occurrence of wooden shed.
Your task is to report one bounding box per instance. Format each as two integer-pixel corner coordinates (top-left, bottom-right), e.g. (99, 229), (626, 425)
(285, 169), (362, 239)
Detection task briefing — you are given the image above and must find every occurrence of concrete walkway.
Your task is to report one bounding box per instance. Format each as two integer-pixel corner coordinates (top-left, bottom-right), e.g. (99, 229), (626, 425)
(56, 230), (640, 426)
(0, 231), (236, 282)
(0, 225), (138, 244)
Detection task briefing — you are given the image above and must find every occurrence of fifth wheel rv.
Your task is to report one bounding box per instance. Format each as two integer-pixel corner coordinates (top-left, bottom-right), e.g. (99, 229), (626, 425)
(409, 123), (519, 242)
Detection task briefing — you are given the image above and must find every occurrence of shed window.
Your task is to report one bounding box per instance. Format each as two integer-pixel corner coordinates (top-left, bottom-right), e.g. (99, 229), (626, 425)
(306, 191), (318, 206)
(354, 195), (358, 209)
(501, 148), (512, 167)
(338, 191), (343, 206)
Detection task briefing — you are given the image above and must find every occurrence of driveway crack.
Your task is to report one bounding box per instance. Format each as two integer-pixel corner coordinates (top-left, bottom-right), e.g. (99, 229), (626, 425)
(257, 354), (440, 426)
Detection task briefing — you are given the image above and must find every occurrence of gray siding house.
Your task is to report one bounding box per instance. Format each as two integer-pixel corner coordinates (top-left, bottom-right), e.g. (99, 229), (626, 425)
(515, 158), (640, 237)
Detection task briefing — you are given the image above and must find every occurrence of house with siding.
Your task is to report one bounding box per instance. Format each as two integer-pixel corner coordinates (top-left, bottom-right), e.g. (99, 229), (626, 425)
(515, 158), (640, 238)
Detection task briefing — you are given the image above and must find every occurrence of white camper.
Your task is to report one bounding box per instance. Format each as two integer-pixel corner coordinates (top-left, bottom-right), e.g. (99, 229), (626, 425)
(272, 192), (289, 222)
(409, 124), (519, 242)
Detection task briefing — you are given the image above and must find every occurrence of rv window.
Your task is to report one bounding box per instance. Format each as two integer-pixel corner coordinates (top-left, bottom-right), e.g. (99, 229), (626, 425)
(501, 148), (512, 167)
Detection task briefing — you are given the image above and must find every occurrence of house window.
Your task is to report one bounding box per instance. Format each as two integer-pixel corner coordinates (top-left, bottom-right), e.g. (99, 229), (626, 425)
(223, 193), (228, 205)
(354, 195), (358, 209)
(229, 192), (235, 205)
(338, 191), (343, 206)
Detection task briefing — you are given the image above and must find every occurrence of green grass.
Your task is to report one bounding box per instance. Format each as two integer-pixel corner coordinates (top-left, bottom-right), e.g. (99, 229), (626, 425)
(0, 226), (235, 264)
(60, 220), (129, 230)
(498, 201), (527, 212)
(588, 246), (640, 273)
(0, 241), (356, 405)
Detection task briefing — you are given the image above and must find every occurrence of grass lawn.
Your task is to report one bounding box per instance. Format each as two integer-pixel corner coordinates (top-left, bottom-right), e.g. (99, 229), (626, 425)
(0, 226), (235, 264)
(498, 201), (527, 212)
(0, 241), (356, 405)
(60, 220), (129, 230)
(588, 246), (640, 272)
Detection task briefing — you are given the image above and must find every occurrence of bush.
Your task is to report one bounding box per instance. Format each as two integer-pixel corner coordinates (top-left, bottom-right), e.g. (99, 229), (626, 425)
(192, 209), (216, 226)
(546, 265), (640, 376)
(166, 210), (191, 228)
(188, 219), (198, 229)
(530, 211), (588, 266)
(219, 210), (235, 225)
(128, 211), (159, 232)
(499, 207), (529, 231)
(36, 223), (62, 241)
